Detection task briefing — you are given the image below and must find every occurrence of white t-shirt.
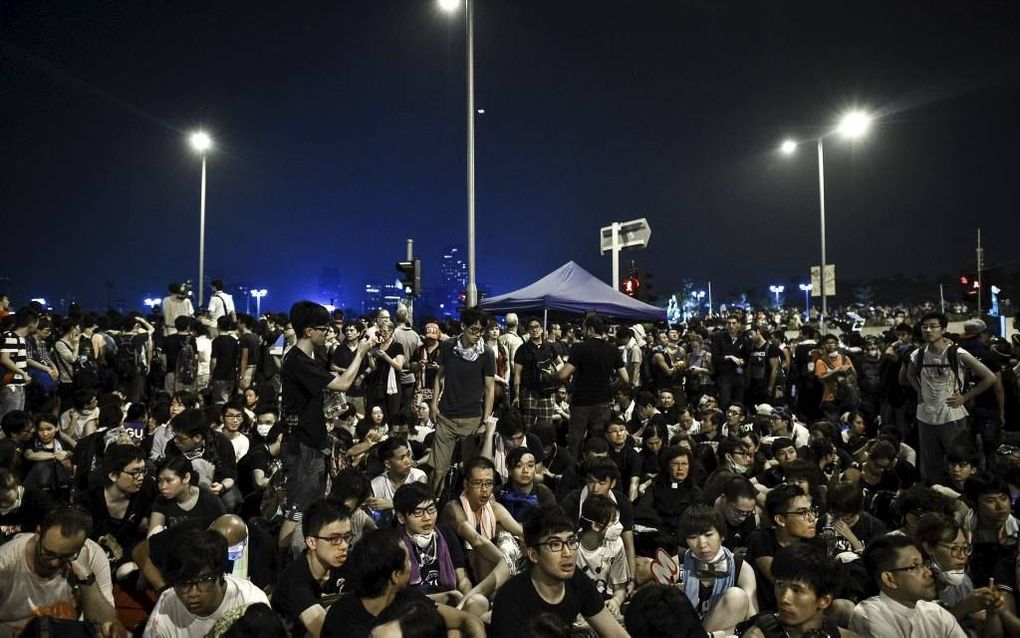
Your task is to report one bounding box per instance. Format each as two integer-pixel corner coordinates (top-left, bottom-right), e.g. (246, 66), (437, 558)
(144, 574), (268, 638)
(850, 592), (966, 637)
(208, 292), (236, 322)
(575, 540), (629, 600)
(370, 468), (427, 502)
(912, 346), (972, 425)
(0, 534), (114, 635)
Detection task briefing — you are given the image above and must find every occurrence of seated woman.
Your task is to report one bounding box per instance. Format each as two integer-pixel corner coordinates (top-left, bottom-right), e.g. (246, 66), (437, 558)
(638, 423), (668, 488)
(148, 456), (225, 537)
(496, 446), (556, 523)
(636, 446), (701, 537)
(677, 503), (757, 636)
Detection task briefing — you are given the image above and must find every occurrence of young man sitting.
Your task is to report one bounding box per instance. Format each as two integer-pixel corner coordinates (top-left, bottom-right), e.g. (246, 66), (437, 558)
(272, 500), (354, 638)
(367, 437), (427, 526)
(739, 542), (851, 637)
(490, 504), (628, 637)
(575, 494), (629, 618)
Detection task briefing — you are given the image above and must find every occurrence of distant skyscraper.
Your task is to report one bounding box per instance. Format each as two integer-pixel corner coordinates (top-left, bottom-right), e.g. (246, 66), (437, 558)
(319, 266), (344, 308)
(362, 279), (405, 316)
(439, 245), (468, 315)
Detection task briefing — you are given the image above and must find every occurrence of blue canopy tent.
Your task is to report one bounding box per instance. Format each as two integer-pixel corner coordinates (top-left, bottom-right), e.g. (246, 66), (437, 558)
(477, 261), (666, 321)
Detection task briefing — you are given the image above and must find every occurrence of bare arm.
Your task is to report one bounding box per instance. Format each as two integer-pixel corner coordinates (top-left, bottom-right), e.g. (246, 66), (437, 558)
(326, 339), (372, 392)
(585, 607), (629, 638)
(297, 605), (327, 638)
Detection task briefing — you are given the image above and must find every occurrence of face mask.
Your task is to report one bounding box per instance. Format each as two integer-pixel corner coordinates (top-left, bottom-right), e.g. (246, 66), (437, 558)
(930, 557), (967, 586)
(0, 494), (21, 516)
(731, 461), (749, 475)
(867, 349), (880, 357)
(227, 538), (248, 561)
(604, 518), (623, 543)
(410, 531), (436, 549)
(256, 423), (273, 438)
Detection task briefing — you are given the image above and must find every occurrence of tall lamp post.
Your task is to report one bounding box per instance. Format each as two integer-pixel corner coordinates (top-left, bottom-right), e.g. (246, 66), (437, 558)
(769, 285), (785, 308)
(250, 289), (267, 316)
(780, 110), (872, 334)
(798, 283), (813, 321)
(438, 0), (478, 308)
(189, 131), (213, 308)
(692, 290), (706, 314)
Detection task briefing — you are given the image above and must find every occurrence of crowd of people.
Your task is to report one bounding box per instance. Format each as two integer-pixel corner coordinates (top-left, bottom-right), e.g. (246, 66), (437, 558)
(0, 281), (1019, 637)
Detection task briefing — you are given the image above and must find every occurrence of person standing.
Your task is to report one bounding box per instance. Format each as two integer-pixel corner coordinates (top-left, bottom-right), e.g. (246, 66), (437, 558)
(161, 283), (194, 338)
(513, 317), (562, 426)
(0, 308), (40, 422)
(711, 315), (750, 408)
(207, 279), (236, 324)
(904, 312), (995, 483)
(428, 308), (496, 495)
(391, 306), (423, 415)
(557, 314), (628, 458)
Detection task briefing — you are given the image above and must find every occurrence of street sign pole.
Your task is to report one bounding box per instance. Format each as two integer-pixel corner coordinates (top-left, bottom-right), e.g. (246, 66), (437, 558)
(600, 217), (651, 291)
(611, 222), (620, 290)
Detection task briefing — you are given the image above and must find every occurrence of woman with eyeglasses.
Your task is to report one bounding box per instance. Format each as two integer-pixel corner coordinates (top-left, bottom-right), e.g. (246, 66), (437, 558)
(915, 512), (1020, 634)
(636, 446), (702, 540)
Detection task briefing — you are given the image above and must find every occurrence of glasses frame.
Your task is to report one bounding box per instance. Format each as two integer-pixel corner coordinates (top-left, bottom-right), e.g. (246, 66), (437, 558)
(172, 574), (221, 593)
(936, 542), (973, 557)
(886, 560), (931, 575)
(313, 533), (354, 546)
(37, 541), (81, 562)
(410, 505), (438, 519)
(533, 537), (581, 553)
(780, 507), (820, 519)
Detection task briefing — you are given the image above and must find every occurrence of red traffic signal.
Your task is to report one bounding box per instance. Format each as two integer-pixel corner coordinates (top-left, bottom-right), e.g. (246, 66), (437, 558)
(622, 276), (640, 296)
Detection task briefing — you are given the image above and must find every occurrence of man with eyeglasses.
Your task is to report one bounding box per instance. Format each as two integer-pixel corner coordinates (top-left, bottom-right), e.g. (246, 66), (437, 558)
(273, 499), (354, 638)
(0, 506), (126, 636)
(512, 317), (563, 425)
(746, 484), (818, 613)
(392, 483), (486, 613)
(905, 311), (995, 482)
(146, 527), (268, 637)
(491, 504), (628, 637)
(851, 535), (971, 637)
(74, 444), (154, 580)
(279, 301), (375, 550)
(428, 308), (496, 495)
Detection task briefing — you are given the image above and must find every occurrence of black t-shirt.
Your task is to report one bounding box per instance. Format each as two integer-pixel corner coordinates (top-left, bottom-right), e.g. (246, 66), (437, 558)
(282, 347), (335, 450)
(608, 442), (643, 490)
(321, 588), (429, 638)
(490, 571), (605, 638)
(746, 342), (780, 384)
(568, 338), (625, 406)
(238, 332), (261, 369)
(210, 334), (239, 380)
(366, 342), (404, 391)
(238, 444), (278, 497)
(163, 333), (190, 370)
(746, 529), (781, 612)
(408, 524), (467, 595)
(830, 511), (887, 555)
(973, 354), (1002, 410)
(514, 340), (558, 393)
(152, 487), (226, 530)
(273, 552), (350, 625)
(331, 343), (371, 398)
(75, 481), (156, 563)
(437, 338), (496, 418)
(638, 479), (701, 531)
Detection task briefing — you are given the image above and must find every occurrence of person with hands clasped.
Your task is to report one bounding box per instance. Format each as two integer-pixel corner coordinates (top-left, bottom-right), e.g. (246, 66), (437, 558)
(814, 334), (856, 423)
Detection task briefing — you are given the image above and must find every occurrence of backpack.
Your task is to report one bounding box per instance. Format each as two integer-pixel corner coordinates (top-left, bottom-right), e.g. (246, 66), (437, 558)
(912, 344), (966, 392)
(114, 334), (144, 378)
(53, 340), (100, 390)
(176, 336), (198, 386)
(639, 344), (657, 391)
(532, 343), (559, 395)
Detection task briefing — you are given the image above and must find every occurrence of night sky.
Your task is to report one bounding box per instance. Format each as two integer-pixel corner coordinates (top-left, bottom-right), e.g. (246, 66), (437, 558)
(2, 1), (1019, 312)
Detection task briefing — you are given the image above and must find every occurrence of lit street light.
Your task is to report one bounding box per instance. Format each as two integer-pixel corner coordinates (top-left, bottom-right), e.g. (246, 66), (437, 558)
(779, 109), (872, 334)
(438, 0), (478, 308)
(798, 283), (813, 320)
(769, 285), (785, 307)
(143, 297), (162, 309)
(250, 289), (268, 316)
(189, 130), (213, 308)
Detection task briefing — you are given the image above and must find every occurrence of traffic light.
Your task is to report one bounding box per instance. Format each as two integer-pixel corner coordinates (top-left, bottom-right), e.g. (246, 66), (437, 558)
(622, 276), (640, 296)
(396, 259), (421, 297)
(960, 274), (979, 302)
(638, 269), (656, 303)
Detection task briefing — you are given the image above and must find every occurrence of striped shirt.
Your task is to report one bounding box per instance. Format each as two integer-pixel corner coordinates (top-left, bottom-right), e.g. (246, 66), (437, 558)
(1, 331), (29, 385)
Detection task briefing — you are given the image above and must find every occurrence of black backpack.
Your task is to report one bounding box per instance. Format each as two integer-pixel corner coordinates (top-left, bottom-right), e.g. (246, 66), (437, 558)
(912, 344), (966, 392)
(176, 336), (198, 386)
(114, 334), (143, 378)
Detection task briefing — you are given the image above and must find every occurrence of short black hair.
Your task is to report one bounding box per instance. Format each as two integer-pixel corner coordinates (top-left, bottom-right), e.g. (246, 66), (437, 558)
(377, 436), (409, 463)
(41, 506), (93, 539)
(211, 279), (224, 290)
(289, 300), (330, 337)
(103, 444), (146, 483)
(393, 482), (433, 517)
(164, 529), (229, 586)
(220, 603), (288, 638)
(349, 528), (407, 598)
(722, 476), (756, 502)
(918, 311), (948, 329)
(964, 470), (1010, 505)
(580, 494), (617, 529)
(303, 499), (351, 538)
(826, 481), (863, 516)
(771, 437), (795, 454)
(583, 314), (607, 335)
(624, 584), (707, 638)
(523, 504), (575, 548)
(863, 534), (918, 588)
(1, 410), (32, 438)
(463, 456), (496, 480)
(158, 456), (194, 485)
(328, 470), (372, 507)
(765, 484), (806, 522)
(172, 408), (209, 440)
(584, 457), (620, 483)
(173, 315), (193, 331)
(677, 503), (726, 539)
(771, 542), (841, 597)
(459, 308), (489, 330)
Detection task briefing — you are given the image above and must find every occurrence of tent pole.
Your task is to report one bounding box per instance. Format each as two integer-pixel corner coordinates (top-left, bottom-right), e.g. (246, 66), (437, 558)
(543, 308), (548, 331)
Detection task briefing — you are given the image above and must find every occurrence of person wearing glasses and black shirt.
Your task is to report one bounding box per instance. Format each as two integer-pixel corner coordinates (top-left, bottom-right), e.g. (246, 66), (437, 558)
(0, 506), (126, 637)
(745, 484), (819, 613)
(490, 504), (628, 638)
(145, 528), (268, 638)
(273, 499), (354, 638)
(279, 301), (375, 551)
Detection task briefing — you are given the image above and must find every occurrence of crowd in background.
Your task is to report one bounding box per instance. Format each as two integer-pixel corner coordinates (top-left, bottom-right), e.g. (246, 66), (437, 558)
(1, 281), (1020, 637)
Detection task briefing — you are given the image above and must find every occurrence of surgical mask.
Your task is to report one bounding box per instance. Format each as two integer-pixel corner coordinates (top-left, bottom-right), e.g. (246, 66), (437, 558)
(604, 518), (623, 543)
(227, 538), (248, 561)
(867, 349), (880, 357)
(0, 494), (21, 516)
(410, 531), (436, 549)
(930, 557), (967, 587)
(256, 423), (273, 438)
(731, 461), (749, 475)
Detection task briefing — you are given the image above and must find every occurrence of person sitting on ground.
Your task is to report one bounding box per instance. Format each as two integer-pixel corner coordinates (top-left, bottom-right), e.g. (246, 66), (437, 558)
(714, 476), (763, 552)
(148, 456), (226, 537)
(323, 528), (485, 638)
(738, 542), (851, 638)
(490, 504), (628, 638)
(367, 437), (427, 526)
(440, 456), (524, 583)
(745, 484), (818, 613)
(496, 445), (556, 523)
(636, 445), (701, 537)
(0, 506), (126, 637)
(624, 583), (708, 638)
(144, 528), (269, 637)
(678, 503), (757, 636)
(290, 469), (378, 560)
(701, 437), (755, 505)
(164, 407), (241, 511)
(273, 500), (355, 638)
(851, 535), (975, 637)
(823, 480), (886, 558)
(575, 494), (629, 619)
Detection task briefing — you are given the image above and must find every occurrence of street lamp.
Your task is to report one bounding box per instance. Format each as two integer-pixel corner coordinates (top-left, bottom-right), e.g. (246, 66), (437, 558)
(769, 285), (785, 307)
(798, 283), (813, 320)
(779, 109), (872, 334)
(189, 130), (213, 308)
(438, 0), (478, 308)
(691, 290), (706, 314)
(250, 289), (268, 316)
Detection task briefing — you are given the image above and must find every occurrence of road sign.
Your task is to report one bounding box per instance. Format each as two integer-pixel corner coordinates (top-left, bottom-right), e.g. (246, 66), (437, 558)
(810, 265), (836, 297)
(600, 218), (651, 254)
